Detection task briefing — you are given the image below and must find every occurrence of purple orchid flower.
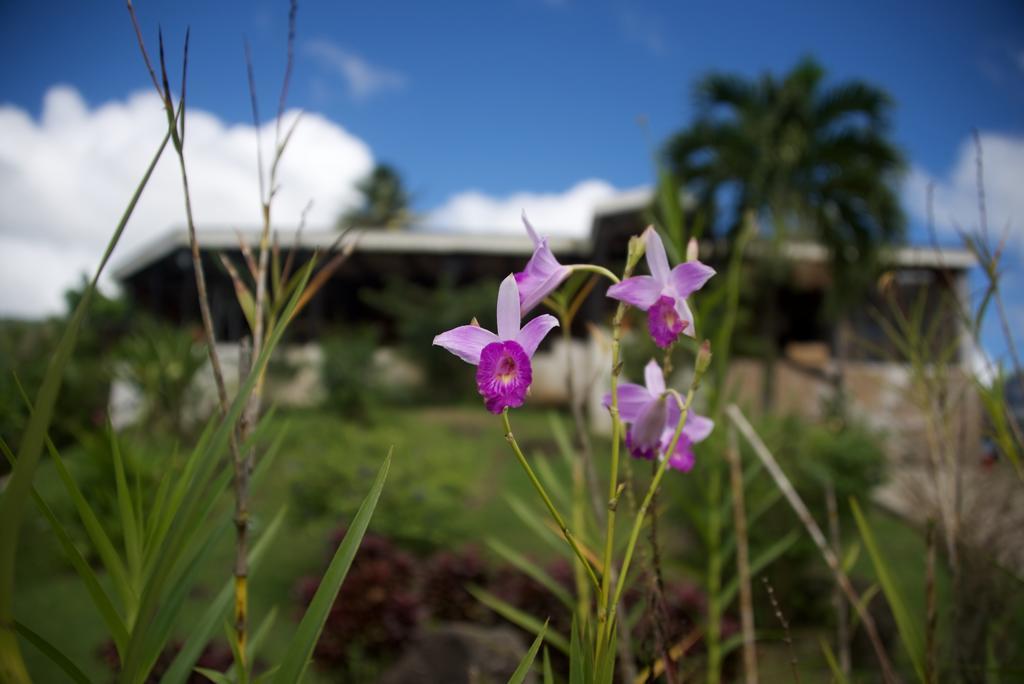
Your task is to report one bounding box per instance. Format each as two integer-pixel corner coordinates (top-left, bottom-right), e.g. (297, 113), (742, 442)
(433, 274), (559, 414)
(607, 227), (716, 348)
(603, 359), (714, 472)
(514, 211), (572, 314)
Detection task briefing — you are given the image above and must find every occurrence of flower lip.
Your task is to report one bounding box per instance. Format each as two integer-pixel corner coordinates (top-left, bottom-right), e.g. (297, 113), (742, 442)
(476, 340), (532, 414)
(648, 295), (687, 348)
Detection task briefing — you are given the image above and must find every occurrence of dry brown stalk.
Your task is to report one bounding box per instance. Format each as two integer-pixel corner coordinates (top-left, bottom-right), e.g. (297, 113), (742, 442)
(727, 424), (758, 684)
(762, 577), (800, 684)
(726, 404), (901, 684)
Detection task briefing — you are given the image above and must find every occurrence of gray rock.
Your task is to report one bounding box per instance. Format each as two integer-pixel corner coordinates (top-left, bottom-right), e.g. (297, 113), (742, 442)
(378, 622), (535, 684)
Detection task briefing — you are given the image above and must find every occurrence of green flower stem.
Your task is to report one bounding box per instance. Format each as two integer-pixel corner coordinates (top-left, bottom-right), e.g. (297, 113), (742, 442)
(502, 409), (601, 594)
(595, 246), (643, 665)
(611, 387), (694, 615)
(568, 264), (621, 284)
(597, 301), (626, 660)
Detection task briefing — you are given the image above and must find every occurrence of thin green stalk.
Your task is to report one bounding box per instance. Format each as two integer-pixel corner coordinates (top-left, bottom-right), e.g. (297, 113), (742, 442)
(597, 298), (628, 662)
(597, 241), (644, 664)
(611, 386), (695, 614)
(502, 410), (601, 593)
(568, 264), (621, 285)
(563, 320), (592, 621)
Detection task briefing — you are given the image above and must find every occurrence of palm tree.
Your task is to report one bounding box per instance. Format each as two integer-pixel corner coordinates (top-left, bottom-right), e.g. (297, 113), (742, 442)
(666, 57), (906, 405)
(666, 57), (905, 302)
(339, 163), (412, 229)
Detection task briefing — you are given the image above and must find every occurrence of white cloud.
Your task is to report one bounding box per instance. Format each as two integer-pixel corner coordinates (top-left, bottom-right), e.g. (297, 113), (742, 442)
(0, 84), (375, 317)
(423, 179), (622, 236)
(619, 9), (667, 57)
(904, 132), (1024, 247)
(305, 39), (406, 101)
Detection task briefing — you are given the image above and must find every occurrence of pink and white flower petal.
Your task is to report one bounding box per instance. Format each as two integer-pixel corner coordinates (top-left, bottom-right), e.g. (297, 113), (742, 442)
(516, 314), (559, 358)
(522, 210), (542, 246)
(671, 261), (716, 297)
(630, 395), (669, 455)
(607, 275), (662, 310)
(643, 359), (665, 396)
(643, 227), (672, 284)
(665, 433), (696, 472)
(515, 244), (571, 314)
(433, 325), (500, 365)
(496, 274), (522, 340)
(683, 413), (714, 443)
(603, 382), (652, 423)
(673, 296), (696, 339)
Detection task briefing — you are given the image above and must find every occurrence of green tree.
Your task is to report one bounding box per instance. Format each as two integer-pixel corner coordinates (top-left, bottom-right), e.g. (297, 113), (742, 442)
(339, 163), (412, 230)
(666, 57), (906, 406)
(666, 56), (905, 306)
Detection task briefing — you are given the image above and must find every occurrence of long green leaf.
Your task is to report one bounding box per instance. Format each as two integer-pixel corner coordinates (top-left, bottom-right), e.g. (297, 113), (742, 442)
(248, 606), (279, 665)
(508, 620), (547, 684)
(851, 498), (925, 682)
(568, 616), (591, 684)
(542, 647), (554, 684)
(505, 494), (570, 558)
(162, 507), (287, 684)
(10, 381), (137, 614)
(0, 437), (130, 655)
(43, 436), (135, 612)
(111, 430), (143, 584)
(13, 621), (91, 684)
(819, 637), (849, 684)
(487, 538), (574, 610)
(0, 129), (171, 684)
(468, 586), (570, 655)
(271, 451), (392, 684)
(194, 667), (234, 684)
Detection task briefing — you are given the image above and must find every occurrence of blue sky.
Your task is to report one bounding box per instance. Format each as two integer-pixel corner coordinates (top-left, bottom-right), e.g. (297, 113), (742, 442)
(1, 0), (1022, 365)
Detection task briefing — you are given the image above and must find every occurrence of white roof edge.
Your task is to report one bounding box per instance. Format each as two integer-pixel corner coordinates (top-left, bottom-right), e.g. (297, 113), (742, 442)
(112, 227), (591, 281)
(761, 240), (976, 269)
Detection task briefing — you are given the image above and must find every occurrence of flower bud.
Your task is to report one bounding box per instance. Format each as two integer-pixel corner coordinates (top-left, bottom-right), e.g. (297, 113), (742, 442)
(626, 229), (651, 272)
(695, 339), (712, 377)
(686, 237), (699, 262)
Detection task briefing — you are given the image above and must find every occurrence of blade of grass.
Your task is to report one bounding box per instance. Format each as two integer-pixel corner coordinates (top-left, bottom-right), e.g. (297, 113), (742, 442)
(468, 586), (570, 655)
(850, 498), (925, 682)
(487, 538), (574, 610)
(111, 429), (143, 586)
(271, 450), (392, 684)
(0, 438), (129, 655)
(820, 637), (849, 684)
(13, 621), (91, 684)
(508, 620), (548, 684)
